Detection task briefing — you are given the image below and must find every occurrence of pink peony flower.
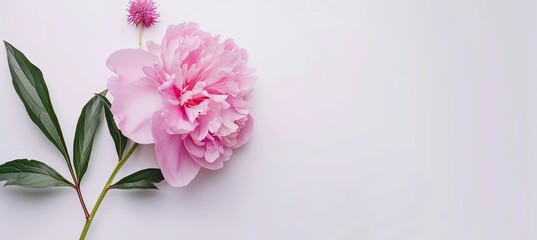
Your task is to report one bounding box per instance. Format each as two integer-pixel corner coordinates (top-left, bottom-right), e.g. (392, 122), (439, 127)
(107, 22), (255, 187)
(127, 0), (159, 28)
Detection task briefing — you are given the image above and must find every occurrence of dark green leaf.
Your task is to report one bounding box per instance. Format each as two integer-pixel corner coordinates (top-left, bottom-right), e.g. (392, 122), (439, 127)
(4, 41), (70, 162)
(0, 159), (73, 188)
(110, 169), (164, 190)
(95, 93), (127, 159)
(73, 95), (104, 182)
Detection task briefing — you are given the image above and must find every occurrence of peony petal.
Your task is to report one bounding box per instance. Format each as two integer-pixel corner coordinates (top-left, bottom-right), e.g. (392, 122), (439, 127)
(223, 147), (233, 158)
(147, 40), (162, 56)
(184, 136), (205, 158)
(191, 81), (206, 94)
(152, 113), (201, 187)
(239, 75), (256, 96)
(107, 48), (157, 95)
(109, 79), (163, 144)
(234, 114), (254, 148)
(186, 135), (226, 170)
(192, 154), (226, 170)
(190, 116), (209, 141)
(227, 97), (250, 115)
(224, 81), (240, 96)
(207, 116), (223, 133)
(208, 94), (228, 102)
(190, 100), (210, 115)
(162, 106), (198, 134)
(184, 107), (199, 123)
(205, 146), (220, 163)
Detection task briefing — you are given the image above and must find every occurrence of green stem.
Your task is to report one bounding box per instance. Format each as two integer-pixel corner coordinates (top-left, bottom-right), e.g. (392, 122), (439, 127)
(79, 143), (139, 240)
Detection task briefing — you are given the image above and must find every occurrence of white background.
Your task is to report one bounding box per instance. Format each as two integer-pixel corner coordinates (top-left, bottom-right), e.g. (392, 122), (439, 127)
(0, 0), (534, 239)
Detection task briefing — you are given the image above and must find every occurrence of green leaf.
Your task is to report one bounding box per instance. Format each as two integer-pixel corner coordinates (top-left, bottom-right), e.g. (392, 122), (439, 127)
(4, 41), (70, 163)
(95, 93), (127, 159)
(0, 159), (73, 188)
(110, 169), (164, 190)
(73, 95), (104, 182)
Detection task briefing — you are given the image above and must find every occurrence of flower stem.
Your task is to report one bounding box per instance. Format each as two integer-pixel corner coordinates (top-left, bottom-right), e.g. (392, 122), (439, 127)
(138, 25), (144, 48)
(79, 143), (139, 240)
(76, 184), (90, 219)
(63, 153), (90, 219)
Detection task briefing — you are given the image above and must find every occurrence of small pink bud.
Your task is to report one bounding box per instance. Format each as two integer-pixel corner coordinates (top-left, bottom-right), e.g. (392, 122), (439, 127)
(126, 0), (159, 28)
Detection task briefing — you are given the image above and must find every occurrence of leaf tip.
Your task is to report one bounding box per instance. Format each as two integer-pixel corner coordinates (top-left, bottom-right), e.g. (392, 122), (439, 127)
(97, 89), (108, 96)
(4, 40), (12, 50)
